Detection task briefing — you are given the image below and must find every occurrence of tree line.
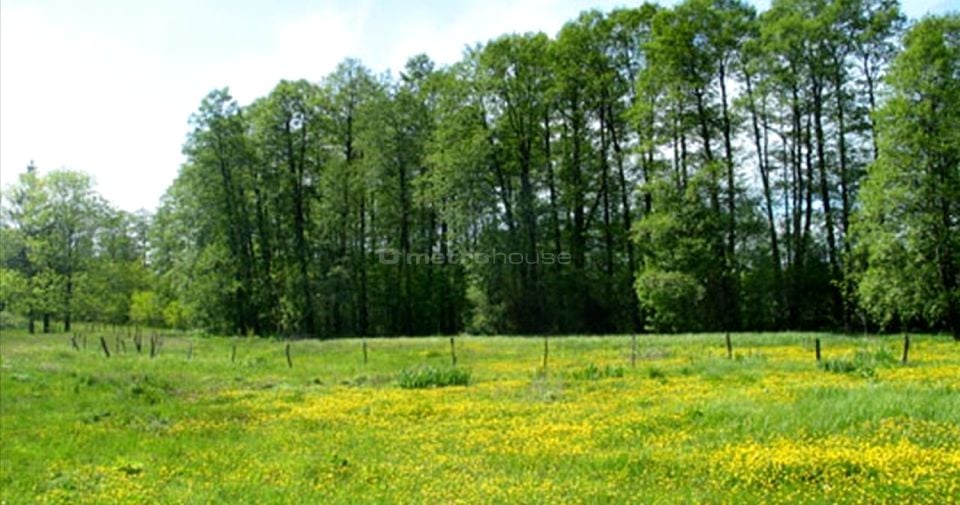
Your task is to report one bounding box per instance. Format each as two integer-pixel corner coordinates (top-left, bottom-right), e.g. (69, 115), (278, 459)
(2, 0), (957, 339)
(1, 166), (151, 332)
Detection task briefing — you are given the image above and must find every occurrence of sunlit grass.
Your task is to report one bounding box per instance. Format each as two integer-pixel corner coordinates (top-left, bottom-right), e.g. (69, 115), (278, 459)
(1, 330), (957, 503)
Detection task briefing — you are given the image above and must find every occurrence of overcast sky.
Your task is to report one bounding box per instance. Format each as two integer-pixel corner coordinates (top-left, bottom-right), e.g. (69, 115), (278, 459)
(1, 0), (954, 213)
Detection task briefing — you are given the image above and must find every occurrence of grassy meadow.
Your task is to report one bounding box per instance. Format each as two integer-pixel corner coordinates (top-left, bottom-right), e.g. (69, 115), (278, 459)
(1, 330), (958, 504)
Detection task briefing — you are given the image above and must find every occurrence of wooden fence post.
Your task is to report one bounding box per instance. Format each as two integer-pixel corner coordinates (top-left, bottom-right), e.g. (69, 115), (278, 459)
(631, 334), (637, 368)
(363, 339), (368, 365)
(901, 334), (910, 364)
(725, 332), (732, 359)
(285, 343), (293, 368)
(99, 336), (111, 358)
(231, 342), (237, 363)
(815, 338), (822, 362)
(542, 336), (549, 373)
(450, 337), (457, 366)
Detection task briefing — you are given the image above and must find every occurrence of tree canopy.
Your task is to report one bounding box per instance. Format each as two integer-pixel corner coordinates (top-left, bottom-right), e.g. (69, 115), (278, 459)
(2, 1), (956, 339)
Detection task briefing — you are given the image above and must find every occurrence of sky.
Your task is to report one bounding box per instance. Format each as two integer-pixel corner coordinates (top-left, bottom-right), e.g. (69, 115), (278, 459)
(1, 0), (955, 213)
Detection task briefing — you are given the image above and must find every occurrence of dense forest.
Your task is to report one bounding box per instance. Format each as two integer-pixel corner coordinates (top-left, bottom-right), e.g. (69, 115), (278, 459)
(1, 0), (957, 339)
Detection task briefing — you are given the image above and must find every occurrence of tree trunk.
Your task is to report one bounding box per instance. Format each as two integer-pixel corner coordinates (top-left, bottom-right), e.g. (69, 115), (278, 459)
(813, 79), (838, 274)
(695, 86), (725, 328)
(398, 150), (412, 335)
(862, 56), (879, 160)
(358, 196), (369, 337)
(544, 108), (562, 257)
(64, 276), (72, 333)
(719, 60), (739, 331)
(746, 70), (784, 326)
(608, 104), (640, 331)
(599, 105), (614, 285)
(570, 108), (586, 272)
(834, 63), (853, 329)
(287, 118), (315, 337)
(814, 78), (842, 325)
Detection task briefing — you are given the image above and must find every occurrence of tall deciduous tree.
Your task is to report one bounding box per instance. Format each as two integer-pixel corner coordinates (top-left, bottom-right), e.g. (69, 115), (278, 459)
(853, 14), (959, 339)
(8, 1), (935, 339)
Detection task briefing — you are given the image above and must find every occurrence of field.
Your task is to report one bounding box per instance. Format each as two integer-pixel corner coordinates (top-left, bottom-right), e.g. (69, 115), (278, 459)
(1, 331), (958, 504)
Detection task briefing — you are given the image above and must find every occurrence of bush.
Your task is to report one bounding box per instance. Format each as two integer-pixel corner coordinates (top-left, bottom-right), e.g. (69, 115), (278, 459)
(397, 366), (471, 389)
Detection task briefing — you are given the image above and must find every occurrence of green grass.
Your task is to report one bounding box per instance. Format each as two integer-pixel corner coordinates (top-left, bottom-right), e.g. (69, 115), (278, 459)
(396, 365), (471, 388)
(568, 362), (625, 380)
(1, 329), (958, 504)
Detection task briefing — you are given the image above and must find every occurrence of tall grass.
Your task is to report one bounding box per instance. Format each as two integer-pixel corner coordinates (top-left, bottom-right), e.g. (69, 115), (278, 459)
(397, 365), (471, 388)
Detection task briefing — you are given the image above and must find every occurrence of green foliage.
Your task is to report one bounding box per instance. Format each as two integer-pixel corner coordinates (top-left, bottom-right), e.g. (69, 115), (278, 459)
(635, 269), (705, 333)
(396, 366), (471, 389)
(129, 291), (164, 327)
(463, 283), (502, 335)
(852, 15), (960, 337)
(1, 167), (148, 331)
(5, 1), (952, 339)
(0, 310), (27, 329)
(162, 300), (191, 330)
(0, 267), (27, 313)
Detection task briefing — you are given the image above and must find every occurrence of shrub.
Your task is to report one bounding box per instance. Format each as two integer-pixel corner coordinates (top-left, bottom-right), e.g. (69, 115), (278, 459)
(397, 366), (471, 389)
